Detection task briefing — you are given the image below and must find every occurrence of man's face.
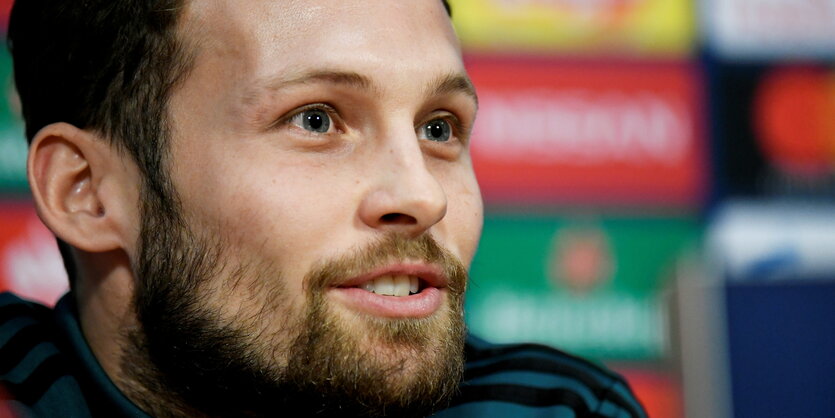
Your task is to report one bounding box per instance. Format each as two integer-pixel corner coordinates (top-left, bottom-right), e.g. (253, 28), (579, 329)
(123, 0), (482, 415)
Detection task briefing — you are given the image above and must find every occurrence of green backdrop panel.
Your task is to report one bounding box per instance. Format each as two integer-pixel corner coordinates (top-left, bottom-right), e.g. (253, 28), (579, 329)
(466, 213), (700, 361)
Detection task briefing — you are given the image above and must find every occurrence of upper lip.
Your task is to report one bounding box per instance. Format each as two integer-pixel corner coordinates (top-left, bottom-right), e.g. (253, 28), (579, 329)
(336, 263), (448, 289)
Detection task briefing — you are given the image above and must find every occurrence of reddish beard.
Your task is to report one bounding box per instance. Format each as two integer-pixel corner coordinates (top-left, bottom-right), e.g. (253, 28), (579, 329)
(120, 200), (468, 418)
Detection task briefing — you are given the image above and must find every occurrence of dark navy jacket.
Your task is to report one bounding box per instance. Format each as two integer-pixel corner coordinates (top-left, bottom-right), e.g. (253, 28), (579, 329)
(0, 293), (646, 417)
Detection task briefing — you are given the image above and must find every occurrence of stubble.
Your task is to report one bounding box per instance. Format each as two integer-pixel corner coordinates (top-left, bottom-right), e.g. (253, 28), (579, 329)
(117, 194), (467, 417)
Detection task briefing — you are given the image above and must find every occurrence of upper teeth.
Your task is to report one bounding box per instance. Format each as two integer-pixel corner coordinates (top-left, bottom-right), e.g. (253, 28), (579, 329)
(360, 275), (420, 296)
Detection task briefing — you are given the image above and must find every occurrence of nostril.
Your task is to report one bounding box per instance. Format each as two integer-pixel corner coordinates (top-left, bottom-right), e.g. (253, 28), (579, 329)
(380, 213), (417, 225)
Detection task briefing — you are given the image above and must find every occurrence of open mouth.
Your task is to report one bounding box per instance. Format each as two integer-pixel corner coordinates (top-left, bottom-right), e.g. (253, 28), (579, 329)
(328, 266), (445, 318)
(356, 275), (424, 297)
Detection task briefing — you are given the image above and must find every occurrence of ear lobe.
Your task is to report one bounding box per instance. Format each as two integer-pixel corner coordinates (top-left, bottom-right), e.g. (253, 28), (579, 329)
(28, 123), (127, 253)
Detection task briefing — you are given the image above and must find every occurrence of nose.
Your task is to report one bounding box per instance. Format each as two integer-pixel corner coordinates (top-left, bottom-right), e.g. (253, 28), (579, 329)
(358, 132), (448, 237)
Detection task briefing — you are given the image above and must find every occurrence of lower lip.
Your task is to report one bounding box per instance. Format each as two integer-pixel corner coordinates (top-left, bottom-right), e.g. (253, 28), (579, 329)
(328, 287), (444, 318)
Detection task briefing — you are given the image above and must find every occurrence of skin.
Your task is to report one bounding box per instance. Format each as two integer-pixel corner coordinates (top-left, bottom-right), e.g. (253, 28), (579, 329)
(168, 0), (482, 333)
(27, 0), (483, 411)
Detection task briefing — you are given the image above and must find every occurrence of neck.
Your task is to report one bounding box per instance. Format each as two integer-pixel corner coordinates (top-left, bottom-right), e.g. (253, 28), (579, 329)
(115, 330), (206, 417)
(74, 250), (197, 416)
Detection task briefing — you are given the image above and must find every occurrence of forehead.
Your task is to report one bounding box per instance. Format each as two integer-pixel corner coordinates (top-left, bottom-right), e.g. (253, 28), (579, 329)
(179, 0), (463, 96)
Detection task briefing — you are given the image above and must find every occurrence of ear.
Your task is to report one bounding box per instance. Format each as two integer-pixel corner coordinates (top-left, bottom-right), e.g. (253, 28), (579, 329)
(28, 123), (139, 254)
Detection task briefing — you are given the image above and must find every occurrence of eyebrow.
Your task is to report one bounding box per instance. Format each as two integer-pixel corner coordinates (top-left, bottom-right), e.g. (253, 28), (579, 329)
(241, 70), (376, 107)
(426, 71), (479, 108)
(241, 69), (478, 109)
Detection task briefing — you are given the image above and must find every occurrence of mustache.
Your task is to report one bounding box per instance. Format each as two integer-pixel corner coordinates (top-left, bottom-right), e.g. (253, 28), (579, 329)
(303, 233), (468, 296)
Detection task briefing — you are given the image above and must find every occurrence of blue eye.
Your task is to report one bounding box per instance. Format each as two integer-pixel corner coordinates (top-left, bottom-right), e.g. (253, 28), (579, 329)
(291, 109), (331, 133)
(422, 118), (451, 142)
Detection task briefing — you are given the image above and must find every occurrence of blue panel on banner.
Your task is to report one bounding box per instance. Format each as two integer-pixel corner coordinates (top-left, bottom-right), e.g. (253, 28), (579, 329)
(707, 63), (835, 202)
(725, 280), (835, 418)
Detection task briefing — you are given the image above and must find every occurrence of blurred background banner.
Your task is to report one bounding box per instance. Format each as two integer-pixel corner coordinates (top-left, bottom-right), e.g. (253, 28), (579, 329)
(452, 0), (696, 56)
(711, 62), (835, 199)
(467, 57), (706, 206)
(708, 202), (835, 281)
(702, 0), (835, 60)
(0, 203), (67, 306)
(0, 45), (27, 193)
(0, 0), (833, 417)
(467, 214), (700, 361)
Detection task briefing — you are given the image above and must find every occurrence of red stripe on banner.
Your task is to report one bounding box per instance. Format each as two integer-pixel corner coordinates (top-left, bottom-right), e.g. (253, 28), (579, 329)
(465, 56), (707, 207)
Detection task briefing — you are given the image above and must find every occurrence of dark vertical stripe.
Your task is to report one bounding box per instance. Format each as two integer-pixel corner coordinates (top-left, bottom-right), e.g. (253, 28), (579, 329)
(595, 382), (646, 418)
(0, 355), (69, 405)
(0, 304), (47, 328)
(465, 342), (623, 383)
(0, 324), (48, 375)
(464, 357), (639, 415)
(451, 383), (594, 414)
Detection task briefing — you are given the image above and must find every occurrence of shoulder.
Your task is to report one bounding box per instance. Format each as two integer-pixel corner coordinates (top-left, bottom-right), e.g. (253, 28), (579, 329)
(0, 292), (90, 417)
(437, 335), (647, 417)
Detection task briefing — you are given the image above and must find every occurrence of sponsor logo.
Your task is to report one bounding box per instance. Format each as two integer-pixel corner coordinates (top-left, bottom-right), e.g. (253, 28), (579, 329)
(475, 91), (691, 165)
(548, 225), (615, 293)
(467, 58), (705, 206)
(469, 291), (667, 359)
(755, 66), (835, 177)
(466, 215), (699, 361)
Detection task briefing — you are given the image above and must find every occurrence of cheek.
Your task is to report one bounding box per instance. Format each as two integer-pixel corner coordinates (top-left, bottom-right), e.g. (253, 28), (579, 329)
(175, 148), (362, 284)
(438, 165), (484, 266)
